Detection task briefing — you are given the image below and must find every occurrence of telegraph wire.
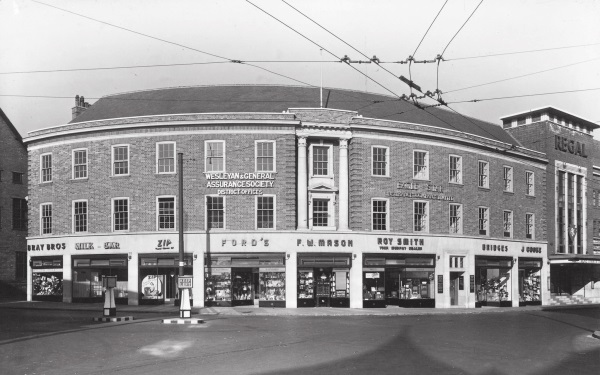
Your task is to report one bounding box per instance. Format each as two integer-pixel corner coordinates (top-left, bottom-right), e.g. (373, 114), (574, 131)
(446, 87), (600, 104)
(412, 0), (449, 58)
(440, 0), (485, 57)
(444, 42), (600, 61)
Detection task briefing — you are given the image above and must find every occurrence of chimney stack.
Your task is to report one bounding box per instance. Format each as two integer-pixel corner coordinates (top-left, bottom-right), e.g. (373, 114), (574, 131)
(72, 94), (90, 120)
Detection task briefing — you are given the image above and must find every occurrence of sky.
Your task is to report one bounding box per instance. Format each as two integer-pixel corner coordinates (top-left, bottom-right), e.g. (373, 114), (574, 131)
(1, 0), (599, 138)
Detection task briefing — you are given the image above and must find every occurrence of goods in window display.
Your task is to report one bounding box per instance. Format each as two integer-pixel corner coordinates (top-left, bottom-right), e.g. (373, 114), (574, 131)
(298, 271), (314, 299)
(32, 273), (63, 296)
(205, 270), (231, 301)
(520, 269), (541, 302)
(260, 272), (285, 301)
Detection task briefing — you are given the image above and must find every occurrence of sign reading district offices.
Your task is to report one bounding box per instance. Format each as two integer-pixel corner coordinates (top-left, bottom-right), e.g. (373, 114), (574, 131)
(205, 172), (275, 195)
(177, 276), (193, 289)
(387, 182), (454, 201)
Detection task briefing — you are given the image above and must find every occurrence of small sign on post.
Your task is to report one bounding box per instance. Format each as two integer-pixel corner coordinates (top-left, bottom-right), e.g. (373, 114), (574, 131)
(177, 276), (193, 289)
(102, 276), (117, 317)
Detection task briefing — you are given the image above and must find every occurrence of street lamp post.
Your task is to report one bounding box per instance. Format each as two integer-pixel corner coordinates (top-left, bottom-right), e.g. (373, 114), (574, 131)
(178, 152), (191, 318)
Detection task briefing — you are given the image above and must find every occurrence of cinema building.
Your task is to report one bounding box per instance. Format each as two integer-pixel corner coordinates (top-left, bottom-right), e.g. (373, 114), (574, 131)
(24, 85), (549, 309)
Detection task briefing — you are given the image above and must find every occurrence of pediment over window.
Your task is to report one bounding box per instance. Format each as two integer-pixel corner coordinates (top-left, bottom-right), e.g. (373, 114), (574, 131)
(308, 183), (338, 192)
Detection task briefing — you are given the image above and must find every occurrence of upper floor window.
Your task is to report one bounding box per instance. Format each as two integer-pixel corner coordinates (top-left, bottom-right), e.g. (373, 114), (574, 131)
(449, 256), (465, 269)
(112, 198), (129, 231)
(12, 172), (23, 184)
(41, 153), (52, 182)
(503, 210), (513, 238)
(413, 151), (429, 180)
(256, 141), (275, 172)
(256, 195), (275, 229)
(449, 203), (462, 234)
(517, 117), (526, 125)
(312, 145), (330, 177)
(413, 201), (429, 233)
(73, 149), (88, 179)
(526, 213), (535, 240)
(15, 251), (27, 280)
(12, 198), (27, 231)
(478, 161), (489, 188)
(73, 200), (88, 233)
(372, 146), (389, 177)
(157, 142), (176, 174)
(449, 155), (462, 184)
(503, 166), (513, 192)
(40, 203), (52, 235)
(112, 145), (129, 176)
(157, 196), (175, 230)
(526, 171), (535, 196)
(206, 195), (225, 229)
(372, 198), (388, 231)
(205, 141), (225, 172)
(478, 207), (489, 236)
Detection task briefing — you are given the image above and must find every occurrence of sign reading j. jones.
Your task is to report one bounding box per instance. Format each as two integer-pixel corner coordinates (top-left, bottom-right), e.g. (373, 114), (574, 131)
(205, 172), (275, 195)
(386, 182), (454, 201)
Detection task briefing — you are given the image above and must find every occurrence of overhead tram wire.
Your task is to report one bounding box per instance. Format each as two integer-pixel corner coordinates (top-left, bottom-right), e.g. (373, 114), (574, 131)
(445, 87), (600, 104)
(444, 42), (600, 61)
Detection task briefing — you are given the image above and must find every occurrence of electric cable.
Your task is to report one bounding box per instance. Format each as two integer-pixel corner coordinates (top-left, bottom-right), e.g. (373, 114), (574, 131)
(412, 0), (449, 58)
(445, 87), (600, 104)
(440, 0), (486, 57)
(445, 42), (600, 61)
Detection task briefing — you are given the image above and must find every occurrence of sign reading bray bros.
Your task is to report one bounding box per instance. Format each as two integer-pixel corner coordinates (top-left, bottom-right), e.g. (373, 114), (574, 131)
(555, 135), (588, 158)
(205, 172), (275, 195)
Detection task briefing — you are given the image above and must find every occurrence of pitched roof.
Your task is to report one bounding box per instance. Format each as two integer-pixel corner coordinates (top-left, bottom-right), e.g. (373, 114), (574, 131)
(0, 107), (23, 142)
(70, 85), (518, 145)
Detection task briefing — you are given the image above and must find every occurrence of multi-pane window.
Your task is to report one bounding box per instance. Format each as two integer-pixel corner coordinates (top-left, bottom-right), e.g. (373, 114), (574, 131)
(207, 196), (224, 229)
(414, 201), (428, 232)
(12, 172), (23, 184)
(372, 199), (388, 231)
(312, 198), (329, 227)
(112, 198), (129, 231)
(41, 203), (52, 235)
(73, 200), (87, 233)
(73, 149), (88, 179)
(12, 198), (27, 230)
(41, 153), (52, 182)
(478, 161), (489, 188)
(449, 256), (464, 269)
(449, 155), (462, 184)
(449, 203), (462, 234)
(478, 207), (489, 235)
(413, 151), (429, 180)
(157, 142), (175, 174)
(503, 166), (513, 192)
(157, 197), (175, 230)
(206, 141), (225, 172)
(526, 171), (535, 196)
(313, 146), (329, 176)
(372, 147), (389, 176)
(256, 196), (274, 229)
(112, 145), (129, 176)
(526, 213), (535, 239)
(503, 210), (513, 238)
(256, 141), (275, 172)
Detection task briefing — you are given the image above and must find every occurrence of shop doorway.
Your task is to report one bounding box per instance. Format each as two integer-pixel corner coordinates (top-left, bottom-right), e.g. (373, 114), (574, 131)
(450, 272), (464, 306)
(232, 268), (255, 306)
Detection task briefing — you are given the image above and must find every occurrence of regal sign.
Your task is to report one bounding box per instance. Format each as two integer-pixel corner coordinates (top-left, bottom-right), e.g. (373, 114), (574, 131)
(555, 135), (588, 158)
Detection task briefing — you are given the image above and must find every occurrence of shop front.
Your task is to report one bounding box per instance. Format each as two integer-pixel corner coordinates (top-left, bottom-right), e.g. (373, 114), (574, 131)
(297, 254), (351, 308)
(362, 255), (436, 308)
(72, 255), (128, 304)
(139, 254), (193, 305)
(31, 256), (63, 302)
(205, 253), (286, 307)
(475, 256), (513, 307)
(518, 258), (542, 306)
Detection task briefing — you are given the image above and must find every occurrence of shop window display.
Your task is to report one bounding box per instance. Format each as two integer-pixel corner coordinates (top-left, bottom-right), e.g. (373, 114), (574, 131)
(400, 270), (434, 300)
(232, 271), (254, 305)
(32, 272), (63, 297)
(477, 268), (511, 304)
(363, 272), (385, 300)
(205, 268), (231, 304)
(519, 269), (541, 303)
(260, 271), (285, 306)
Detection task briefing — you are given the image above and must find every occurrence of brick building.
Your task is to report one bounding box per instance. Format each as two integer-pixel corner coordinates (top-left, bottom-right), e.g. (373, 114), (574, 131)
(23, 85), (548, 308)
(503, 107), (600, 305)
(0, 107), (28, 297)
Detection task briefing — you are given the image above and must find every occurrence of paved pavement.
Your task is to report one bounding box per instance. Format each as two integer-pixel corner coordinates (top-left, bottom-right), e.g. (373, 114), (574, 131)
(1, 298), (598, 317)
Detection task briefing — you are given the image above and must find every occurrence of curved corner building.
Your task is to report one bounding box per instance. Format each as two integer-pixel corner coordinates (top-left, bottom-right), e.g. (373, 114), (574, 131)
(24, 85), (551, 308)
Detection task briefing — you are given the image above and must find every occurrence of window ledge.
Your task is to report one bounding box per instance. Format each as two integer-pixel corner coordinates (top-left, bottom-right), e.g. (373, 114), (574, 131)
(111, 175), (131, 178)
(70, 178), (89, 182)
(503, 191), (514, 195)
(39, 181), (53, 186)
(448, 182), (463, 186)
(310, 226), (336, 231)
(478, 187), (490, 191)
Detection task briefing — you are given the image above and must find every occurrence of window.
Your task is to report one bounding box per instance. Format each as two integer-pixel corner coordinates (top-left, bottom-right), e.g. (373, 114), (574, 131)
(503, 166), (513, 192)
(526, 213), (535, 239)
(526, 171), (535, 196)
(16, 252), (27, 279)
(372, 146), (389, 177)
(312, 146), (329, 176)
(157, 142), (176, 174)
(449, 256), (464, 269)
(112, 198), (129, 231)
(478, 207), (489, 235)
(72, 149), (88, 179)
(312, 198), (329, 227)
(372, 199), (388, 231)
(41, 153), (52, 182)
(413, 151), (429, 180)
(157, 197), (175, 230)
(413, 201), (428, 232)
(449, 155), (462, 184)
(12, 172), (23, 184)
(256, 141), (275, 172)
(256, 196), (275, 229)
(503, 210), (513, 238)
(449, 203), (462, 234)
(12, 198), (27, 230)
(517, 117), (526, 125)
(73, 200), (88, 233)
(206, 196), (224, 229)
(478, 161), (489, 188)
(205, 141), (225, 172)
(112, 145), (129, 176)
(532, 114), (541, 122)
(41, 203), (52, 235)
